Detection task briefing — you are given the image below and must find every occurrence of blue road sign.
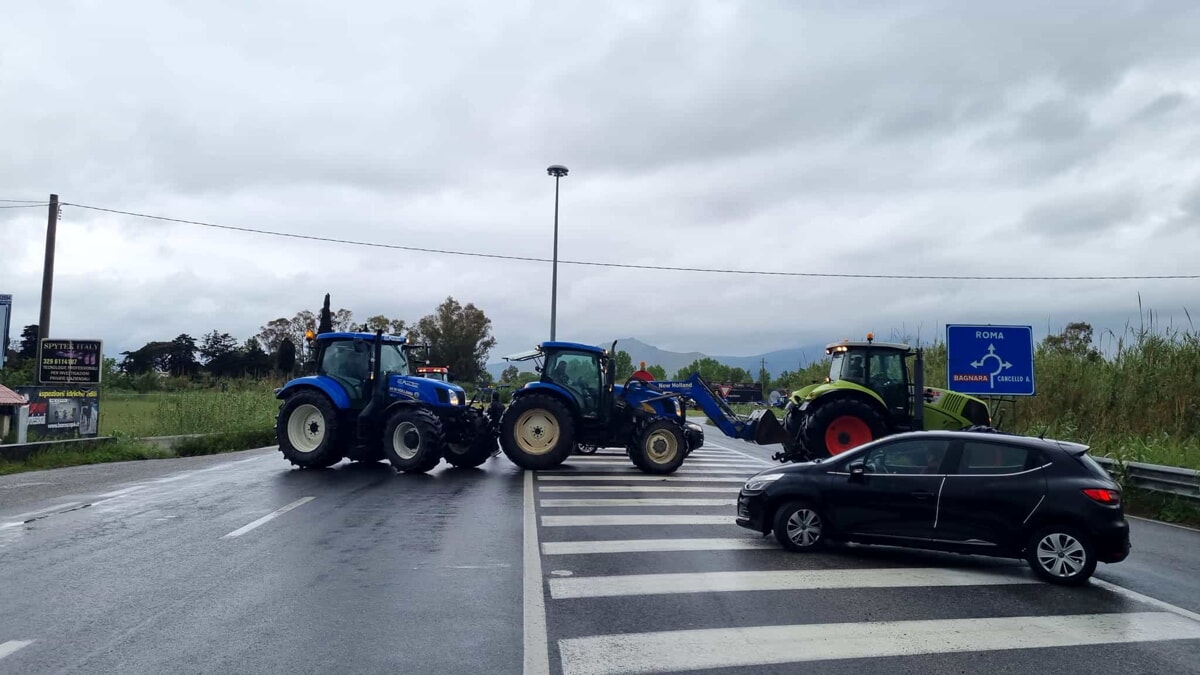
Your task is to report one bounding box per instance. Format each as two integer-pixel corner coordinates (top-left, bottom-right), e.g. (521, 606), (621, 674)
(946, 324), (1036, 396)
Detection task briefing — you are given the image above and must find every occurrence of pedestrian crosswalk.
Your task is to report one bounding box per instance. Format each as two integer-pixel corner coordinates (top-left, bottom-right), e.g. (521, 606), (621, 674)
(527, 440), (1200, 675)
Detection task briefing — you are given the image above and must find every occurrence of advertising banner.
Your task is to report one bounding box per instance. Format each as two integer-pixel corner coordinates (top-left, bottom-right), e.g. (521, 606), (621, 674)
(38, 339), (103, 384)
(13, 386), (101, 439)
(0, 294), (11, 370)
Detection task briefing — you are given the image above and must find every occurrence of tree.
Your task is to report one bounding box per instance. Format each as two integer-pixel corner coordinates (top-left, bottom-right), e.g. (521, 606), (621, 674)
(1042, 321), (1100, 361)
(332, 308), (354, 331)
(728, 367), (751, 384)
(363, 315), (409, 335)
(199, 331), (238, 363)
(277, 338), (297, 375)
(120, 341), (172, 375)
(413, 297), (497, 383)
(647, 364), (667, 380)
(167, 334), (199, 377)
(243, 338), (272, 378)
(673, 357), (730, 383)
(257, 317), (293, 354)
(18, 324), (39, 360)
(500, 365), (520, 384)
(613, 350), (634, 381)
(318, 294), (334, 334)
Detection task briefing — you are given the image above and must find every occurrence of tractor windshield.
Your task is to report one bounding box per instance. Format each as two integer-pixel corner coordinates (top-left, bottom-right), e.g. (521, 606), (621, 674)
(829, 351), (867, 384)
(379, 344), (409, 376)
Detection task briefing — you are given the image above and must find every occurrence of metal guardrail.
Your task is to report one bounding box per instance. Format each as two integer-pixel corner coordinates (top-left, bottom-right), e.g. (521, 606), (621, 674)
(1090, 456), (1200, 503)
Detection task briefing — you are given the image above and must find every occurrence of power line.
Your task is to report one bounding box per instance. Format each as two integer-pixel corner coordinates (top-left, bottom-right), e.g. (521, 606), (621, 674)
(0, 203), (49, 209)
(0, 198), (49, 204)
(61, 201), (1200, 281)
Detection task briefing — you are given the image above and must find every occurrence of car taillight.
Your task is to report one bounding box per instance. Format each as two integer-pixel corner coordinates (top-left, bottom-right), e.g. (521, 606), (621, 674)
(1082, 488), (1120, 505)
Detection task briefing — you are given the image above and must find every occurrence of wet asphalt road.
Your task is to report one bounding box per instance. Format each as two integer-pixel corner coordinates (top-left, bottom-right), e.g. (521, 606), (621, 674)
(0, 448), (524, 674)
(1, 432), (1199, 675)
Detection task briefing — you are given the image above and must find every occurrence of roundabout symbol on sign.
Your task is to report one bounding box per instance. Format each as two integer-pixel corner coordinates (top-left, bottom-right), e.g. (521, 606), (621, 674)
(970, 344), (1013, 390)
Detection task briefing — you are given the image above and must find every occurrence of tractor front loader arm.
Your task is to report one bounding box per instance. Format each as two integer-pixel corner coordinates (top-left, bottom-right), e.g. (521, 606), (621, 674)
(677, 373), (795, 455)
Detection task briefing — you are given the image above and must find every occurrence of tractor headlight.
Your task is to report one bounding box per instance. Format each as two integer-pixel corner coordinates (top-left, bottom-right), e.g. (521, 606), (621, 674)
(672, 398), (682, 416)
(743, 472), (784, 492)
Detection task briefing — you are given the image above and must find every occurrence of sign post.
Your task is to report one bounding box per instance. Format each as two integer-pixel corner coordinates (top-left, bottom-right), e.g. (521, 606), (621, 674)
(38, 339), (103, 385)
(0, 294), (11, 370)
(946, 325), (1036, 396)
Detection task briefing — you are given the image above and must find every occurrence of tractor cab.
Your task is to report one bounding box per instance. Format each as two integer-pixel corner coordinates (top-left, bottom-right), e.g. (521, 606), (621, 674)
(506, 341), (615, 422)
(825, 336), (913, 427)
(308, 330), (411, 408)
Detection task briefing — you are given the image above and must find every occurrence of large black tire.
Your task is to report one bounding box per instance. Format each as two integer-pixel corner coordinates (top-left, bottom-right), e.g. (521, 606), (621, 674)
(628, 418), (687, 475)
(276, 391), (344, 468)
(772, 500), (829, 552)
(499, 394), (575, 470)
(799, 397), (888, 458)
(444, 436), (497, 468)
(382, 407), (445, 474)
(1025, 524), (1097, 586)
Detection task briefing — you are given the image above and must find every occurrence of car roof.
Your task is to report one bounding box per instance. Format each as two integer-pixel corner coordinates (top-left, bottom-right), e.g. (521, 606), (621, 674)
(879, 429), (1089, 455)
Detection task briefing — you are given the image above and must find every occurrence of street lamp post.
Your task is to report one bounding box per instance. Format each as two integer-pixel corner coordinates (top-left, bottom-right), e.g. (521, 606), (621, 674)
(547, 164), (568, 341)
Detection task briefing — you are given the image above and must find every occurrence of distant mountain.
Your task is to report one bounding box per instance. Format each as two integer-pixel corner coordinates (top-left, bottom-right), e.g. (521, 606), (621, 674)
(485, 337), (823, 381)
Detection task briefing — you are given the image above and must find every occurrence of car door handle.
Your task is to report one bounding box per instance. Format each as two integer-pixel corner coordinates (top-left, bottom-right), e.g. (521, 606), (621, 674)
(912, 490), (934, 499)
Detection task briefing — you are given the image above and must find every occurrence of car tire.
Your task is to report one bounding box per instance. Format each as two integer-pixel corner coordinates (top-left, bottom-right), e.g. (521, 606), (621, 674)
(772, 500), (828, 552)
(277, 391), (344, 469)
(499, 394), (576, 470)
(382, 407), (445, 474)
(629, 418), (687, 474)
(800, 397), (887, 457)
(1025, 524), (1097, 585)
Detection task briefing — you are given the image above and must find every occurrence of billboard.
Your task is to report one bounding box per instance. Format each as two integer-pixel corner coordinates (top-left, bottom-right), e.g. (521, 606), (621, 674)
(14, 386), (101, 439)
(38, 339), (103, 384)
(0, 294), (10, 370)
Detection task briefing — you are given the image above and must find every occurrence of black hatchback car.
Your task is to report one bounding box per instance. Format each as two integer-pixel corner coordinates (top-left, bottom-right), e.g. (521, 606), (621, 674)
(736, 429), (1130, 585)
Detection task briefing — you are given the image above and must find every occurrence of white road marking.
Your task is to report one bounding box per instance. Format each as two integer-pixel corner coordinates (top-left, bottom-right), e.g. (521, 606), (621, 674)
(549, 567), (1035, 599)
(537, 468), (755, 476)
(701, 437), (778, 465)
(1091, 578), (1200, 623)
(542, 538), (776, 555)
(523, 471), (550, 675)
(559, 460), (761, 468)
(0, 640), (33, 660)
(95, 485), (148, 498)
(537, 486), (739, 493)
(220, 496), (315, 539)
(557, 611), (1200, 675)
(539, 498), (736, 508)
(536, 475), (747, 483)
(541, 514), (736, 527)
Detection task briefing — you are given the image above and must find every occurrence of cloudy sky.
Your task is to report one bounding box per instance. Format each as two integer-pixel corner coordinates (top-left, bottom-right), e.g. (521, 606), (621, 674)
(3, 1), (1200, 364)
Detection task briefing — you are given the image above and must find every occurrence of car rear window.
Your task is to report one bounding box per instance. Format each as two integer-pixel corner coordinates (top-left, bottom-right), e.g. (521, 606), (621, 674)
(958, 441), (1035, 474)
(1072, 451), (1114, 481)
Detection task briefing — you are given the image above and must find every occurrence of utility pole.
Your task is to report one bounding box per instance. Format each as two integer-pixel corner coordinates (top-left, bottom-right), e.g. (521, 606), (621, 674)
(38, 194), (59, 348)
(547, 165), (568, 341)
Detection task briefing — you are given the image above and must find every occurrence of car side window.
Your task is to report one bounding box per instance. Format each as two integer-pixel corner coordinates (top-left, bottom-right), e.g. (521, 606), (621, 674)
(957, 441), (1036, 475)
(861, 439), (950, 475)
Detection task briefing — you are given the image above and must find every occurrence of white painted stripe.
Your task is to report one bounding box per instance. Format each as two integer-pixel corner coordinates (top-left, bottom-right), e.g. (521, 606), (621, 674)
(549, 567), (1036, 599)
(557, 612), (1200, 675)
(538, 468), (755, 476)
(541, 515), (736, 527)
(220, 496), (315, 538)
(542, 538), (776, 555)
(702, 437), (777, 465)
(524, 470), (550, 675)
(537, 475), (747, 483)
(540, 498), (736, 508)
(560, 460), (760, 468)
(1092, 578), (1200, 623)
(0, 640), (33, 660)
(537, 486), (739, 493)
(95, 485), (148, 499)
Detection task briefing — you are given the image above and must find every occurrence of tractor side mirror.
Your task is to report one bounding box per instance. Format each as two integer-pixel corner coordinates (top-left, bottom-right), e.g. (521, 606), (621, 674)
(848, 460), (867, 478)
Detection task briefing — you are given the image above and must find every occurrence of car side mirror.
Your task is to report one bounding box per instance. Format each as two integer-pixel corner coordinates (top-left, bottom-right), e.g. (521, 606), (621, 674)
(848, 460), (866, 478)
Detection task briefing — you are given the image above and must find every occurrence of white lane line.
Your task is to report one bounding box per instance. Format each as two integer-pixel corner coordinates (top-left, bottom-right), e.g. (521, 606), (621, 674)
(560, 461), (761, 468)
(537, 469), (755, 476)
(540, 498), (736, 508)
(701, 437), (777, 466)
(220, 497), (315, 539)
(542, 538), (776, 555)
(537, 476), (747, 483)
(541, 515), (736, 527)
(524, 471), (550, 675)
(1091, 578), (1200, 623)
(0, 640), (33, 660)
(95, 485), (148, 499)
(549, 567), (1035, 599)
(537, 486), (739, 493)
(557, 611), (1200, 675)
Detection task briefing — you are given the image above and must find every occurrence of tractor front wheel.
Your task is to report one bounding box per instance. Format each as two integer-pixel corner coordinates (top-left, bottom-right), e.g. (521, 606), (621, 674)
(629, 418), (687, 474)
(382, 407), (446, 474)
(277, 391), (344, 469)
(800, 398), (887, 458)
(444, 436), (497, 468)
(500, 394), (576, 470)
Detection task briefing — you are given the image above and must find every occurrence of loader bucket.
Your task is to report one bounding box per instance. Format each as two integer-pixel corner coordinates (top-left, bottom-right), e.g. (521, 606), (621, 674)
(746, 408), (792, 446)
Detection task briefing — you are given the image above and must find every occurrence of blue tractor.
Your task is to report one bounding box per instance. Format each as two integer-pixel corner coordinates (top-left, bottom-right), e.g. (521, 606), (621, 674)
(274, 330), (499, 473)
(497, 341), (706, 474)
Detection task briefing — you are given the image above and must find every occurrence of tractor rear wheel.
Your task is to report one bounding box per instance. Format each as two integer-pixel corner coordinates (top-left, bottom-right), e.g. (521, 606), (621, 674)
(499, 394), (575, 470)
(382, 407), (445, 474)
(800, 397), (887, 458)
(629, 418), (687, 474)
(277, 391), (344, 469)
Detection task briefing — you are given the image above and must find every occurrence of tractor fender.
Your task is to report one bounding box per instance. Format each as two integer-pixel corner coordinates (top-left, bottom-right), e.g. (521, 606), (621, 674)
(802, 388), (889, 427)
(512, 383), (578, 410)
(798, 381), (887, 412)
(276, 376), (351, 410)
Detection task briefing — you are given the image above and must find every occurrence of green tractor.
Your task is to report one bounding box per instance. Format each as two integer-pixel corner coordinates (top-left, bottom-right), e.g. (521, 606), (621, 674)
(774, 334), (993, 462)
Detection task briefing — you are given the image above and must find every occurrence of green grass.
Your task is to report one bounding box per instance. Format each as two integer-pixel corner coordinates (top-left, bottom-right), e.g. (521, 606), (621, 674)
(0, 437), (175, 475)
(100, 387), (279, 437)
